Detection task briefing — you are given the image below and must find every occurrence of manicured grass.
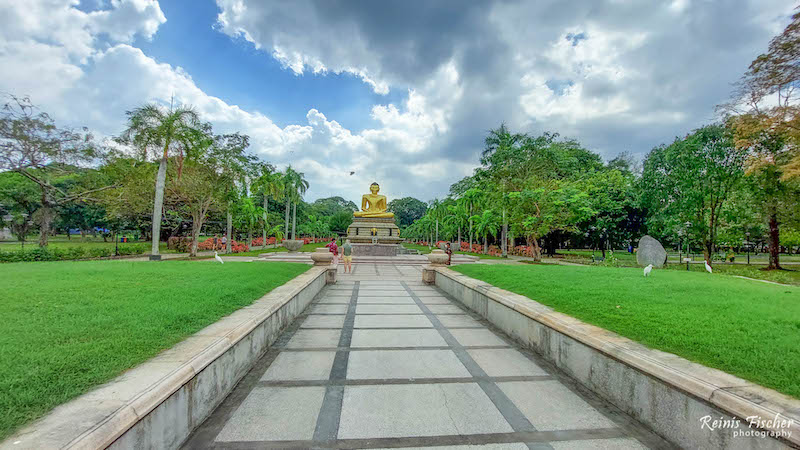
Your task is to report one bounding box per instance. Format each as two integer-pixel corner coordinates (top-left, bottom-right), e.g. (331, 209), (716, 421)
(0, 260), (309, 440)
(452, 263), (800, 399)
(229, 242), (328, 256)
(401, 243), (505, 259)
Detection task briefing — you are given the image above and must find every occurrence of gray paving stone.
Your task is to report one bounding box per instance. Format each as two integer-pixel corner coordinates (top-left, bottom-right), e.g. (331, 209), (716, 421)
(414, 291), (445, 297)
(215, 387), (325, 441)
(300, 315), (345, 328)
(354, 314), (433, 328)
(323, 291), (353, 297)
(498, 381), (618, 431)
(468, 348), (548, 377)
(311, 304), (348, 314)
(418, 296), (452, 304)
(285, 329), (342, 348)
(357, 290), (411, 297)
(337, 383), (513, 439)
(356, 304), (422, 314)
(436, 315), (483, 328)
(347, 350), (470, 379)
(449, 329), (508, 347)
(261, 351), (336, 380)
(351, 329), (447, 347)
(357, 296), (416, 304)
(550, 438), (648, 449)
(374, 445), (528, 450)
(317, 297), (351, 304)
(427, 304), (466, 314)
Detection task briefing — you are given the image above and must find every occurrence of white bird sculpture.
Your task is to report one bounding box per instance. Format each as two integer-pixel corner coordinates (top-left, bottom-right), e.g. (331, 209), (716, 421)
(214, 251), (224, 264)
(643, 264), (653, 277)
(704, 260), (712, 273)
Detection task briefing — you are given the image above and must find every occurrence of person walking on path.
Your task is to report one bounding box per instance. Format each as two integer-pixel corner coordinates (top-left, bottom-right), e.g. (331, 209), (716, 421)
(342, 239), (353, 273)
(326, 237), (339, 265)
(220, 235), (227, 252)
(445, 242), (453, 265)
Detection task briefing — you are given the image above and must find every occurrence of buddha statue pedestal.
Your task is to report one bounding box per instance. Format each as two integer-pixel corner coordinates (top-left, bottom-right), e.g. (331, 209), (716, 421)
(346, 182), (403, 256)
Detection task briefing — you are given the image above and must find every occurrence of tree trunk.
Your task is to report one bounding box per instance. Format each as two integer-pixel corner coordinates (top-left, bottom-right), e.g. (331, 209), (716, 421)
(469, 219), (473, 251)
(226, 206), (232, 254)
(457, 227), (461, 251)
(767, 209), (781, 270)
(501, 209), (507, 257)
(435, 219), (439, 243)
(528, 236), (542, 262)
(150, 156), (168, 257)
(483, 236), (488, 254)
(284, 198), (290, 239)
(190, 214), (203, 257)
(263, 197), (268, 247)
(292, 203), (297, 240)
(38, 191), (54, 248)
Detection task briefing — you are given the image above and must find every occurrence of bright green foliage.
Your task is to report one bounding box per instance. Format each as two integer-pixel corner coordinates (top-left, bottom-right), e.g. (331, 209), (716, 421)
(453, 264), (800, 399)
(387, 196), (428, 228)
(0, 260), (309, 440)
(640, 125), (745, 261)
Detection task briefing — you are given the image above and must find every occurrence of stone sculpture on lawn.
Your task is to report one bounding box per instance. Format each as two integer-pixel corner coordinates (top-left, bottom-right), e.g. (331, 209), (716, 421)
(636, 235), (668, 268)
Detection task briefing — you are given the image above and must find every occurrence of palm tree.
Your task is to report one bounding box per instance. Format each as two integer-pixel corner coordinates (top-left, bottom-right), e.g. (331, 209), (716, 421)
(121, 103), (200, 259)
(445, 203), (469, 250)
(460, 188), (484, 251)
(253, 169), (284, 247)
(472, 209), (500, 254)
(282, 166), (309, 240)
(234, 197), (264, 247)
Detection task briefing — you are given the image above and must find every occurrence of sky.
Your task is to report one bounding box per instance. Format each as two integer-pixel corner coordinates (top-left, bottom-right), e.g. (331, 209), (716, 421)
(0, 0), (794, 203)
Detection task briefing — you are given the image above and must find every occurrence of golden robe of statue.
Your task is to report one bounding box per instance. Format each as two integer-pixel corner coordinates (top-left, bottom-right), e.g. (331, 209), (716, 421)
(354, 182), (394, 218)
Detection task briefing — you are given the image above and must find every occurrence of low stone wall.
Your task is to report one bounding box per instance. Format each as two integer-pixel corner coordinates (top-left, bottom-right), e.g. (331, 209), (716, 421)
(431, 267), (799, 449)
(2, 266), (329, 450)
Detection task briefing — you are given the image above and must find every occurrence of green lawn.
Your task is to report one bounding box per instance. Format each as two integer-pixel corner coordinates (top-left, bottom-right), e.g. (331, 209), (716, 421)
(228, 242), (328, 256)
(0, 260), (309, 440)
(452, 263), (800, 399)
(401, 243), (505, 259)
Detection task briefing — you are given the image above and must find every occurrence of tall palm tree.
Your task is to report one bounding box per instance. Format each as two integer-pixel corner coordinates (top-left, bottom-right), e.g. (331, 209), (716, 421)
(121, 103), (200, 259)
(253, 169), (284, 246)
(460, 188), (484, 251)
(445, 203), (469, 250)
(282, 166), (309, 240)
(472, 209), (500, 254)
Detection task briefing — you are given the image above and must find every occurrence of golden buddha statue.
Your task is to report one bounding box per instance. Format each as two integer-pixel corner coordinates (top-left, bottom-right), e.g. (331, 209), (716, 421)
(354, 182), (394, 218)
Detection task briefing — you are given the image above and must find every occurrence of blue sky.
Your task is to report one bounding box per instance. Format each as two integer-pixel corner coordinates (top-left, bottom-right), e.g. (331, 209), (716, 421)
(0, 0), (792, 202)
(130, 1), (407, 132)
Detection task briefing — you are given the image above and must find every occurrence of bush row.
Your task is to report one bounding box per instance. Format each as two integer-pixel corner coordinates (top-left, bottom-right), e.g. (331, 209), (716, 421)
(0, 244), (150, 262)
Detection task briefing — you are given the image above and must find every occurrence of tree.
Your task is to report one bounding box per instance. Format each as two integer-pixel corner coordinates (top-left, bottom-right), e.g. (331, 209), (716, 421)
(0, 95), (107, 247)
(508, 181), (593, 261)
(252, 167), (284, 246)
(0, 171), (39, 246)
(459, 188), (484, 251)
(471, 209), (501, 254)
(166, 160), (224, 256)
(328, 211), (353, 234)
(387, 196), (427, 228)
(445, 203), (469, 249)
(640, 125), (745, 263)
(311, 196), (358, 216)
(209, 132), (257, 253)
(120, 102), (201, 258)
(282, 166), (309, 240)
(234, 196), (264, 248)
(720, 10), (800, 269)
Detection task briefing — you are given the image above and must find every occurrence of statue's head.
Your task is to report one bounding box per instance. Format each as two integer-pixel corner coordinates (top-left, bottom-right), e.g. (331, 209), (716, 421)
(370, 182), (380, 194)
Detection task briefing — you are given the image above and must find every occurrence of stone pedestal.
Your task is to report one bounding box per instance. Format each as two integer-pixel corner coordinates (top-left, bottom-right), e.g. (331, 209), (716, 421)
(311, 248), (333, 265)
(351, 243), (399, 256)
(422, 266), (436, 284)
(346, 217), (402, 244)
(326, 267), (337, 284)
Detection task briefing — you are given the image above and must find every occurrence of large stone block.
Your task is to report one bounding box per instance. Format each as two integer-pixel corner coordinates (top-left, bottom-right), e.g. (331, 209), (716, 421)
(636, 235), (667, 268)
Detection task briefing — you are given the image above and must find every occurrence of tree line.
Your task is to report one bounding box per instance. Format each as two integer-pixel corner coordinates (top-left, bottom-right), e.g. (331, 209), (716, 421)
(0, 98), (355, 257)
(404, 14), (800, 270)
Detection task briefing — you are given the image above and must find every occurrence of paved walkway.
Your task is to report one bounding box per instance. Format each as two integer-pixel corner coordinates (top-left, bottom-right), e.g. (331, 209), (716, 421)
(184, 264), (670, 449)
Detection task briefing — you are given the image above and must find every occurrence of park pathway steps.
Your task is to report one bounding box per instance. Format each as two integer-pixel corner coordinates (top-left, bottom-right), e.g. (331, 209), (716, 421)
(183, 264), (671, 449)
